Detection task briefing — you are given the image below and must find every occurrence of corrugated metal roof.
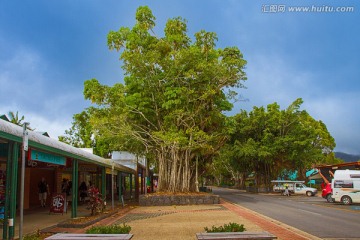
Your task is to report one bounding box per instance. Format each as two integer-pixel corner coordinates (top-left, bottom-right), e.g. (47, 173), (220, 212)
(0, 119), (135, 173)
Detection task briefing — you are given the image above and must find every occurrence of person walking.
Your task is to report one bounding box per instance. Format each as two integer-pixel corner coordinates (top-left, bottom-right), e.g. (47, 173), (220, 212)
(79, 181), (88, 203)
(38, 177), (49, 207)
(284, 183), (290, 196)
(61, 178), (69, 195)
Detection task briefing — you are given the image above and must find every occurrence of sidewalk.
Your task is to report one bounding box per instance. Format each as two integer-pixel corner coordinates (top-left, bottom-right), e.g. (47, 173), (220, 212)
(38, 200), (322, 240)
(6, 204), (91, 239)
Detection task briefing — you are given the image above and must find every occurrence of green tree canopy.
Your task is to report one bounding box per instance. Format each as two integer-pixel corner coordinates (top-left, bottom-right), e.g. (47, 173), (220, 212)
(216, 98), (337, 186)
(58, 108), (112, 157)
(81, 6), (247, 192)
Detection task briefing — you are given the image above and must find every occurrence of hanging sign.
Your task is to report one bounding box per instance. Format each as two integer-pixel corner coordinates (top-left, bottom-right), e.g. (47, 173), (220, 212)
(49, 193), (66, 214)
(30, 149), (66, 166)
(106, 168), (117, 175)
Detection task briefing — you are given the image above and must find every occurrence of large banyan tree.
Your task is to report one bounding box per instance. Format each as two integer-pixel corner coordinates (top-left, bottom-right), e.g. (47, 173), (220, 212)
(83, 6), (247, 192)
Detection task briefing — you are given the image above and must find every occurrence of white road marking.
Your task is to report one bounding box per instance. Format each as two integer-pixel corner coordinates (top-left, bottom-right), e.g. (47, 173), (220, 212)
(298, 209), (322, 216)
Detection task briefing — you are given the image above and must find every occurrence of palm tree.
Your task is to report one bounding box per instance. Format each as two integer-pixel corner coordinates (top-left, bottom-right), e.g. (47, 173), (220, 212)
(8, 111), (25, 126)
(7, 111), (34, 130)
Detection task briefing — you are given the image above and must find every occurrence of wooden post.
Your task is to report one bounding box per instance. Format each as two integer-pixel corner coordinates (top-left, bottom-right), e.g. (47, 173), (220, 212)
(9, 142), (19, 239)
(3, 142), (14, 239)
(101, 167), (106, 201)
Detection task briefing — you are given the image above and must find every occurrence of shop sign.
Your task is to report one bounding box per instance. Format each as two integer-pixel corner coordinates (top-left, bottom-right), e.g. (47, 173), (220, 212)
(106, 168), (117, 175)
(49, 193), (66, 214)
(79, 165), (98, 172)
(30, 149), (66, 166)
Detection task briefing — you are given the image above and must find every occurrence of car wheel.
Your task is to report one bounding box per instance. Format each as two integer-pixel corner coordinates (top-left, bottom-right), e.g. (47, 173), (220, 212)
(341, 195), (352, 205)
(326, 194), (334, 203)
(306, 191), (312, 197)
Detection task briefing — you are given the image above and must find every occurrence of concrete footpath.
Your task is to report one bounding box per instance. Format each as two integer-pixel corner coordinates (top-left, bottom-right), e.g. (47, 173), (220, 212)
(36, 199), (322, 240)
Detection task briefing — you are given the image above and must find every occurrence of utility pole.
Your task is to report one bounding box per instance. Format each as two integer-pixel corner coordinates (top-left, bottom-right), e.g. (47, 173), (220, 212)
(20, 122), (29, 240)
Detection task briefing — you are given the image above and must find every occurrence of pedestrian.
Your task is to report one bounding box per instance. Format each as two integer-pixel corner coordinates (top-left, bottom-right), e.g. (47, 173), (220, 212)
(154, 179), (158, 191)
(284, 183), (290, 196)
(38, 177), (49, 207)
(79, 181), (88, 203)
(61, 178), (70, 195)
(68, 181), (72, 196)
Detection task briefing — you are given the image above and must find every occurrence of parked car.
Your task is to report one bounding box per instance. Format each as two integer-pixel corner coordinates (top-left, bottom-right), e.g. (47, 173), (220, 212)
(271, 180), (318, 196)
(321, 182), (334, 203)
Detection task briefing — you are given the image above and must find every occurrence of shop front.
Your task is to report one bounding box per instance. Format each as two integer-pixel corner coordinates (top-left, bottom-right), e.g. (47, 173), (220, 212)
(0, 118), (136, 240)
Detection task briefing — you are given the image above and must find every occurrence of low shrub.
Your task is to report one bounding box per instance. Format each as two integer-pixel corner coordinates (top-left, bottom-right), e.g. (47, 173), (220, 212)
(23, 229), (49, 240)
(204, 222), (246, 233)
(23, 234), (40, 240)
(86, 223), (131, 234)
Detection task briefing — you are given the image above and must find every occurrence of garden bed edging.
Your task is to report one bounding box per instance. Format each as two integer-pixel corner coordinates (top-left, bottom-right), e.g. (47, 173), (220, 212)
(139, 194), (220, 206)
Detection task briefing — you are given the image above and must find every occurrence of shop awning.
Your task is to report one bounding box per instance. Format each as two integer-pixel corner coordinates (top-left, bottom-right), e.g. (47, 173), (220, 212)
(0, 119), (135, 174)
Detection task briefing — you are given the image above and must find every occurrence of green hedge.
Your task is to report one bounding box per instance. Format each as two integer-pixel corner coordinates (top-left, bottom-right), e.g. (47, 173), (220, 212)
(204, 222), (246, 232)
(86, 223), (131, 234)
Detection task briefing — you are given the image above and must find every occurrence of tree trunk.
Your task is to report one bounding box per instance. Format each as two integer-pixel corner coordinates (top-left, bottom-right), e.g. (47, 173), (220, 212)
(157, 145), (194, 192)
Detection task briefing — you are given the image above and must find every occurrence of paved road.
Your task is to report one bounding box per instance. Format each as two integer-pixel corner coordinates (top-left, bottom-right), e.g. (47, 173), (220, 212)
(213, 187), (360, 239)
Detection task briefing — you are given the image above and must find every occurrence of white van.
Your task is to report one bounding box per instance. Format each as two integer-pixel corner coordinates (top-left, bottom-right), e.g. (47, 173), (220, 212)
(331, 170), (360, 205)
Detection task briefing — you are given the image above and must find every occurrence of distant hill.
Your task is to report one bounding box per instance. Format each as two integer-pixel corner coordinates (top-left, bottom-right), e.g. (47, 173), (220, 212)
(335, 152), (360, 163)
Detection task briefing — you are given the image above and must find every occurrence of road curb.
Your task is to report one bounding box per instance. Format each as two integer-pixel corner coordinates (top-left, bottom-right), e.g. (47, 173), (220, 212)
(221, 199), (322, 240)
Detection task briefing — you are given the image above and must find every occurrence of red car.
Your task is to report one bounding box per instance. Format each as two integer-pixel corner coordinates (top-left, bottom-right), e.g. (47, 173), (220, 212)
(321, 183), (333, 203)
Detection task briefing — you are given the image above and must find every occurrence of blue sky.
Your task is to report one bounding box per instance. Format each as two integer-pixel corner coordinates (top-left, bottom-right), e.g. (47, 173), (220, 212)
(1, 0), (359, 154)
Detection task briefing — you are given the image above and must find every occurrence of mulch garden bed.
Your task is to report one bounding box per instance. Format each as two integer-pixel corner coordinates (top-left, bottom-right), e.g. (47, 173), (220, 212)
(56, 211), (117, 228)
(139, 191), (220, 206)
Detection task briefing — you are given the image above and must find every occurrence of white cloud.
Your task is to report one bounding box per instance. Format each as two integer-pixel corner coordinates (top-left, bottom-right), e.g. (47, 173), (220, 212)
(232, 53), (360, 155)
(0, 47), (46, 106)
(304, 95), (360, 155)
(0, 104), (73, 140)
(0, 45), (80, 139)
(26, 113), (72, 139)
(238, 54), (315, 110)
